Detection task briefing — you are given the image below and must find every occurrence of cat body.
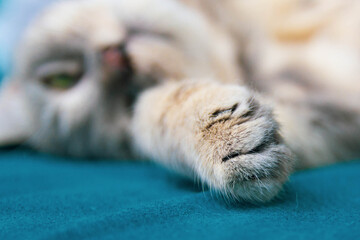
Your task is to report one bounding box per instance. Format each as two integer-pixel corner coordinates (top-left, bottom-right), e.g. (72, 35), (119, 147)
(0, 0), (359, 202)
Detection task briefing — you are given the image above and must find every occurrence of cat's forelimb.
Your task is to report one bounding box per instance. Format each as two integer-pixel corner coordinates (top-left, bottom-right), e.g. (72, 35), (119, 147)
(132, 80), (294, 202)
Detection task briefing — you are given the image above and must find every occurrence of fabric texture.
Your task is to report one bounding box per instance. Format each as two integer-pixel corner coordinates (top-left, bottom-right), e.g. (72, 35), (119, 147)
(1, 149), (359, 240)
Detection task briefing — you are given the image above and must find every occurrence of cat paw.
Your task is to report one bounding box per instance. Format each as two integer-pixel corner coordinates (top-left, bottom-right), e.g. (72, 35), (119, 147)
(195, 87), (294, 202)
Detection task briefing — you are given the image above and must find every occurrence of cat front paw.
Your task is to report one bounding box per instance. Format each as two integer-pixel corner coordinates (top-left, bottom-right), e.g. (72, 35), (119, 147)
(133, 81), (293, 203)
(195, 87), (294, 202)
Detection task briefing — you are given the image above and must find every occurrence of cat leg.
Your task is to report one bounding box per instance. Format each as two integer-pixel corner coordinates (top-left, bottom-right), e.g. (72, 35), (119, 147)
(132, 80), (294, 202)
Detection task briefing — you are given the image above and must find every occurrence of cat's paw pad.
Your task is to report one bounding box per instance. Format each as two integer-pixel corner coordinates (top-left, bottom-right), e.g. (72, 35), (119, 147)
(196, 90), (293, 202)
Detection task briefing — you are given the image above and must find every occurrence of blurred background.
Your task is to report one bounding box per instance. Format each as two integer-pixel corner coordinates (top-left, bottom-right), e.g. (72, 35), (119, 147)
(0, 0), (58, 80)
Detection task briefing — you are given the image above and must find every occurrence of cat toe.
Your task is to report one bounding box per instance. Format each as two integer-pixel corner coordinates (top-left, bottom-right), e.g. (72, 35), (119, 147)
(196, 95), (294, 202)
(218, 143), (293, 202)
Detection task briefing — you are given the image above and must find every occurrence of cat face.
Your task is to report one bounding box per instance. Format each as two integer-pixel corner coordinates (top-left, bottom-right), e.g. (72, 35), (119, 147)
(0, 0), (240, 157)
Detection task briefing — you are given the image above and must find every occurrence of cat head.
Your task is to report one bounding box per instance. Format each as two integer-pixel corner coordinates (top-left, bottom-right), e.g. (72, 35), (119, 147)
(0, 0), (241, 158)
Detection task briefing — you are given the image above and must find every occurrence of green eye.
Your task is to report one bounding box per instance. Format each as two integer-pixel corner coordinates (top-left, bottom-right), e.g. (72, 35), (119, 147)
(42, 74), (79, 90)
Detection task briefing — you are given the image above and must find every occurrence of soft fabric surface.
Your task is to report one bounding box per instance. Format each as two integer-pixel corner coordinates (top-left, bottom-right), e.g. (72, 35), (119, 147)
(1, 149), (359, 240)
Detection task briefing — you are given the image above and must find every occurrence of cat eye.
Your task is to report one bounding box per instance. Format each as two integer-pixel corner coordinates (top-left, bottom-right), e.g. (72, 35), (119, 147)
(42, 73), (81, 90)
(36, 60), (83, 90)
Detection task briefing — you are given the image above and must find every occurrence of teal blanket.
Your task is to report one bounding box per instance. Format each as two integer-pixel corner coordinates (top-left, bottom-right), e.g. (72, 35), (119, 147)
(1, 150), (359, 239)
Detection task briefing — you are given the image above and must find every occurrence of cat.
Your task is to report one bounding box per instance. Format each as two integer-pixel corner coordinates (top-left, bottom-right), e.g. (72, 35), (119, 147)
(0, 0), (360, 202)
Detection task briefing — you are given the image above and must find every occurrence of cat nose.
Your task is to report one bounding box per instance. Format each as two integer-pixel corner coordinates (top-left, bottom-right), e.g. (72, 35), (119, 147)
(102, 43), (132, 73)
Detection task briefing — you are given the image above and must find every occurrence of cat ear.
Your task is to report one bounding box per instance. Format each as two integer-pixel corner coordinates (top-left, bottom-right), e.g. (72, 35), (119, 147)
(0, 79), (33, 147)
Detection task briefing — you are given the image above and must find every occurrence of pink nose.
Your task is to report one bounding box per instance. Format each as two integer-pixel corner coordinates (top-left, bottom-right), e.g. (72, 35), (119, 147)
(102, 46), (126, 70)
